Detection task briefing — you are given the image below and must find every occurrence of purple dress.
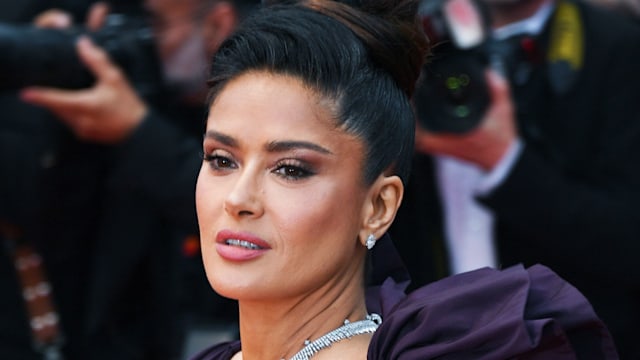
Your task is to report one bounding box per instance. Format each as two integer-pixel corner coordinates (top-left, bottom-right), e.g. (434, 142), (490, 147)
(190, 236), (618, 359)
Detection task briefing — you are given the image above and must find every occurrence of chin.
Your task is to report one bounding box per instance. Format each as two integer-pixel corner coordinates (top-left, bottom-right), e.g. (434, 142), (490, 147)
(204, 262), (264, 301)
(208, 276), (268, 302)
(208, 279), (241, 300)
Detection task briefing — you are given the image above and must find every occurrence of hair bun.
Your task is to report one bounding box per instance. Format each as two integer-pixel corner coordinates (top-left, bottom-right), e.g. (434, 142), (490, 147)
(264, 0), (430, 98)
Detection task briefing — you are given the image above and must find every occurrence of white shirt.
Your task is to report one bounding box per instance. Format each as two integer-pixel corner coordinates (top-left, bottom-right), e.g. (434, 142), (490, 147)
(437, 140), (523, 274)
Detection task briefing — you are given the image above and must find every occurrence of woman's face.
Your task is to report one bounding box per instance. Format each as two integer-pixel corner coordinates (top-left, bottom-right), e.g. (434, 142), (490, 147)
(196, 71), (371, 301)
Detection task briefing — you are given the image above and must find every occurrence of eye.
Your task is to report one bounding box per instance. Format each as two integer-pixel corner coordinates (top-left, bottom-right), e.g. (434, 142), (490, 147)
(273, 160), (314, 180)
(203, 152), (237, 171)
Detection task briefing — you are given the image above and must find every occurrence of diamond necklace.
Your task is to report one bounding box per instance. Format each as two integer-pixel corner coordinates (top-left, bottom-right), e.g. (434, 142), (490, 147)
(284, 313), (382, 360)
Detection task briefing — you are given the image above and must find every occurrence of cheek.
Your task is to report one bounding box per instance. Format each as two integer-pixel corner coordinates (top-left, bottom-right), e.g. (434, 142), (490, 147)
(195, 168), (207, 222)
(195, 169), (223, 234)
(273, 185), (360, 245)
(196, 171), (225, 277)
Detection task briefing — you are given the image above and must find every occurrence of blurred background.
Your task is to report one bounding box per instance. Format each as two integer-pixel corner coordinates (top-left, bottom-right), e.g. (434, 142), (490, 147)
(0, 0), (638, 359)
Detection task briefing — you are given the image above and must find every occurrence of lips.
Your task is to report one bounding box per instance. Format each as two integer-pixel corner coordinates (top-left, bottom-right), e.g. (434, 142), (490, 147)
(214, 230), (271, 261)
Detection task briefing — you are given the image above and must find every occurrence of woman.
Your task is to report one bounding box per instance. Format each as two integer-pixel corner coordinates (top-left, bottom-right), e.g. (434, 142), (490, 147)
(192, 0), (617, 358)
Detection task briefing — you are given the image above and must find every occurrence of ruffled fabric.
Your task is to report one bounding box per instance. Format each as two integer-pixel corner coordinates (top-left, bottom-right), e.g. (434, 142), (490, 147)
(366, 237), (618, 359)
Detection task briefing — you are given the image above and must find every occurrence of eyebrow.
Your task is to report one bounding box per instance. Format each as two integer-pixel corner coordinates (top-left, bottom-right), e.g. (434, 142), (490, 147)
(266, 140), (333, 155)
(204, 130), (333, 155)
(204, 130), (238, 147)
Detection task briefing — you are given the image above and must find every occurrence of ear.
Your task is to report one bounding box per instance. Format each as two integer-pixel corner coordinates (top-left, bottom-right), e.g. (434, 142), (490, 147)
(202, 1), (238, 54)
(358, 175), (404, 247)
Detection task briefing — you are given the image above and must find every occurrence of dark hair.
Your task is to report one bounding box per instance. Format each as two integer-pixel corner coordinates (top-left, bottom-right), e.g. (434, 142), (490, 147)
(207, 0), (429, 185)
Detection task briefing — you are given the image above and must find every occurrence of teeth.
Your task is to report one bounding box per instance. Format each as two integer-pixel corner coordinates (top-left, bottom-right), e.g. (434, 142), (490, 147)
(225, 239), (262, 250)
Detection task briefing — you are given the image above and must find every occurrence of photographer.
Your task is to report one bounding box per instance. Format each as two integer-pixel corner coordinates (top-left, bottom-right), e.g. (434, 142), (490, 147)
(390, 0), (640, 357)
(0, 0), (250, 359)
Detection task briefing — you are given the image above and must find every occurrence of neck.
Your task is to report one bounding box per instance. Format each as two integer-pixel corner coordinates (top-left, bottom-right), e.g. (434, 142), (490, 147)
(236, 270), (369, 360)
(488, 0), (553, 28)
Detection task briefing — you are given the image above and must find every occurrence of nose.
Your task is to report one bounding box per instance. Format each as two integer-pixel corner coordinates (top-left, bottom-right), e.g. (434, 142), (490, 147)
(223, 165), (264, 219)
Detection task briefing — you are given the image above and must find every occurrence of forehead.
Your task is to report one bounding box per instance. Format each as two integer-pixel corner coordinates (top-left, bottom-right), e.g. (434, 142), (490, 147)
(210, 72), (331, 133)
(206, 71), (364, 156)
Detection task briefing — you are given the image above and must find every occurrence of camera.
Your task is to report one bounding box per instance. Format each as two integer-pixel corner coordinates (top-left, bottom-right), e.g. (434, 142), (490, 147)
(0, 13), (164, 101)
(414, 0), (492, 133)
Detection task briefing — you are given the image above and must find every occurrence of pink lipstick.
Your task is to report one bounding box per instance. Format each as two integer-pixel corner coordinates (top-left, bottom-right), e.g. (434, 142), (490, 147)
(215, 229), (271, 261)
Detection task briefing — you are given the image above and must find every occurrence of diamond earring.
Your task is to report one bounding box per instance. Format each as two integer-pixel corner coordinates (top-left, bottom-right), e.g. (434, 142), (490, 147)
(365, 234), (376, 250)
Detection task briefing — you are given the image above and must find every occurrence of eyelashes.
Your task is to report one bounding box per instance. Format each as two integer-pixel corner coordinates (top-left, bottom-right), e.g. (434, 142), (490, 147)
(203, 151), (316, 181)
(272, 159), (315, 180)
(203, 153), (237, 171)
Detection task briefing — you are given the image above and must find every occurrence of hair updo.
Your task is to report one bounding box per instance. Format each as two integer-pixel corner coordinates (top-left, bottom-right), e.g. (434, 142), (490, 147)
(207, 0), (430, 185)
